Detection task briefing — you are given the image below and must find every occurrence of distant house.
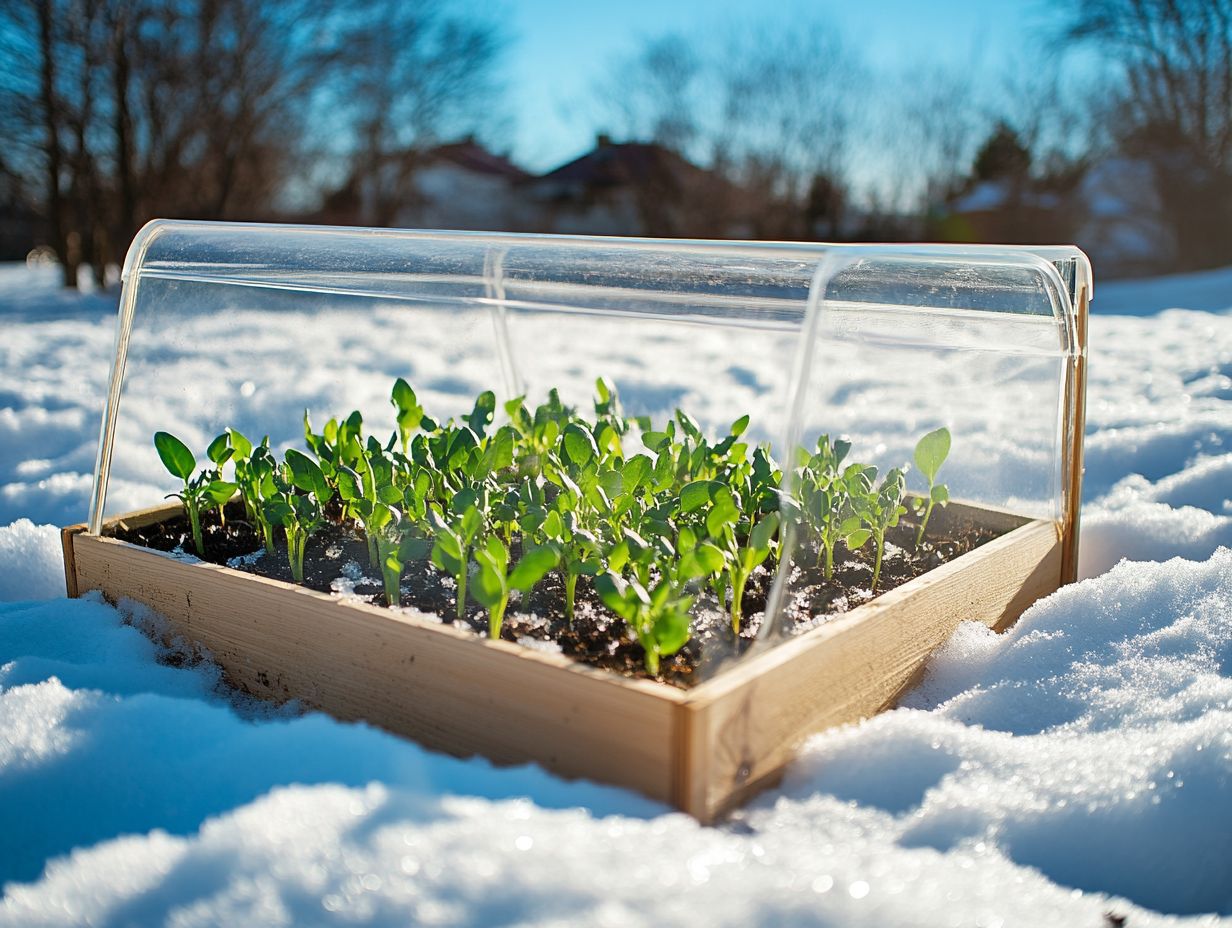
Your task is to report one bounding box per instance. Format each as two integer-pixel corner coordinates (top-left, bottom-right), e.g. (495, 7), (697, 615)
(318, 137), (532, 232)
(941, 179), (1067, 244)
(524, 135), (743, 238)
(938, 157), (1179, 278)
(390, 139), (535, 232)
(1074, 157), (1177, 277)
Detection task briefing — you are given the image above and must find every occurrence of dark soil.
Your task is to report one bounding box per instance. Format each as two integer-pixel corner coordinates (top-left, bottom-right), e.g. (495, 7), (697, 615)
(111, 501), (1006, 689)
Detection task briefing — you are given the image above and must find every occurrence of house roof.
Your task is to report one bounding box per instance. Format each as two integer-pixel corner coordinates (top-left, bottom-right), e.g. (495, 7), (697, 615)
(425, 140), (529, 180)
(536, 140), (704, 188)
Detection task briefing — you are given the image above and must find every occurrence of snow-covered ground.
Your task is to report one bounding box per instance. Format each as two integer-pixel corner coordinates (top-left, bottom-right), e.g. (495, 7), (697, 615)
(1, 260), (1231, 925)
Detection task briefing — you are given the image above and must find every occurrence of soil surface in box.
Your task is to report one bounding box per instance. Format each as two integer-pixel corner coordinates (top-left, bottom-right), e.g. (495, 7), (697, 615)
(110, 501), (1007, 689)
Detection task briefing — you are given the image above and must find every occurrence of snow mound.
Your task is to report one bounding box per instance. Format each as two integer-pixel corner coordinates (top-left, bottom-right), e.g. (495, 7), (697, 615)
(0, 521), (65, 602)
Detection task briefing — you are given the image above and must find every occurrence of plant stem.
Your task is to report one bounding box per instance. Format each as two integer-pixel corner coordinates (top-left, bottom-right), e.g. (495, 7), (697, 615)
(288, 529), (305, 583)
(367, 534), (380, 570)
(871, 531), (884, 592)
(643, 642), (660, 676)
(488, 595), (507, 640)
(823, 539), (834, 579)
(456, 549), (469, 621)
(379, 541), (401, 606)
(915, 498), (935, 548)
(187, 499), (204, 556)
(730, 570), (748, 637)
(564, 571), (578, 623)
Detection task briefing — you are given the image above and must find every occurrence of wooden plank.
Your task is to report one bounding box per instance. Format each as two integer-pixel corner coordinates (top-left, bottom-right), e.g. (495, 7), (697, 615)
(71, 533), (682, 802)
(103, 500), (185, 533)
(679, 518), (1062, 820)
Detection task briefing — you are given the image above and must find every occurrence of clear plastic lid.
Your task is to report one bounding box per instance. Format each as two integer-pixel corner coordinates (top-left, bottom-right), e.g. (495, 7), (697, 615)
(89, 221), (1089, 676)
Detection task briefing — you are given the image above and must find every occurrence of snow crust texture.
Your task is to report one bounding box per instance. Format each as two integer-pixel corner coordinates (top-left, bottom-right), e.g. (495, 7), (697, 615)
(1, 262), (1230, 925)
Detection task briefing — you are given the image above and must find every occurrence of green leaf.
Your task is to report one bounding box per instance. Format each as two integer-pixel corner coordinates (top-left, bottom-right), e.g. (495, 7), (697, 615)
(483, 535), (509, 571)
(285, 449), (332, 501)
(641, 430), (669, 451)
(542, 509), (564, 539)
(509, 544), (561, 591)
(749, 511), (780, 552)
(651, 603), (691, 655)
(203, 480), (238, 506)
(705, 491), (740, 536)
(622, 454), (652, 492)
(931, 484), (950, 504)
(563, 424), (597, 468)
(914, 427), (951, 484)
(336, 465), (362, 501)
(459, 505), (483, 542)
(471, 557), (505, 608)
(206, 433), (232, 466)
(503, 395), (526, 421)
(678, 525), (697, 552)
(226, 428), (253, 460)
(680, 542), (725, 579)
(730, 414), (750, 438)
(391, 377), (417, 412)
(607, 540), (630, 574)
(845, 528), (871, 549)
(154, 432), (196, 481)
(680, 480), (719, 514)
(431, 533), (463, 574)
(466, 390), (497, 436)
(263, 498), (294, 528)
(595, 573), (636, 621)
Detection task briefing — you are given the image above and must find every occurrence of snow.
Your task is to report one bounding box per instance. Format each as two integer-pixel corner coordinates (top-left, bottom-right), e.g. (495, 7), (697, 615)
(1, 259), (1231, 924)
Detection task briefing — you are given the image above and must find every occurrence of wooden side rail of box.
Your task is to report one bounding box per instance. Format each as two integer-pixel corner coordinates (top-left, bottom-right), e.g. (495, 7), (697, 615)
(62, 499), (1062, 821)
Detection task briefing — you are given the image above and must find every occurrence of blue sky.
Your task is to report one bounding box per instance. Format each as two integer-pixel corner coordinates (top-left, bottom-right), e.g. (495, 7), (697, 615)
(501, 0), (1065, 172)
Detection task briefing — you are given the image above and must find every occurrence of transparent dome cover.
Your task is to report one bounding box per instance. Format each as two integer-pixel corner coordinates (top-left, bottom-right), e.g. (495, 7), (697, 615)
(88, 220), (1090, 679)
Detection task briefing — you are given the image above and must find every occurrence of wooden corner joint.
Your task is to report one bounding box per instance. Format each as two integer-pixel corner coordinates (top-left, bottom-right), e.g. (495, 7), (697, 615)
(60, 523), (88, 598)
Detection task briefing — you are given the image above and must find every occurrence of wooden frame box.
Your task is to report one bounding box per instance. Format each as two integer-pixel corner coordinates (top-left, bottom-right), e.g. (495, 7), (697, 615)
(63, 499), (1061, 822)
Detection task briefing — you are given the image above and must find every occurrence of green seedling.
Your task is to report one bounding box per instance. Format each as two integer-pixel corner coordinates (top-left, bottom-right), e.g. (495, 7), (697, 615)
(912, 426), (951, 546)
(215, 428), (278, 550)
(596, 568), (693, 676)
(727, 511), (779, 636)
(799, 437), (875, 579)
(268, 449), (334, 583)
(430, 505), (485, 621)
(539, 507), (603, 622)
(153, 431), (237, 557)
(854, 466), (907, 592)
(681, 482), (779, 635)
(471, 536), (561, 639)
(360, 501), (429, 607)
(391, 378), (425, 453)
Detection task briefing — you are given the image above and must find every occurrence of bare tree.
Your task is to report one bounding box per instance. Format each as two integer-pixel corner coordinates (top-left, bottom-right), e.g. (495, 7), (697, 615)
(1058, 0), (1232, 269)
(0, 0), (506, 283)
(595, 33), (703, 155)
(330, 0), (505, 225)
(593, 19), (858, 239)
